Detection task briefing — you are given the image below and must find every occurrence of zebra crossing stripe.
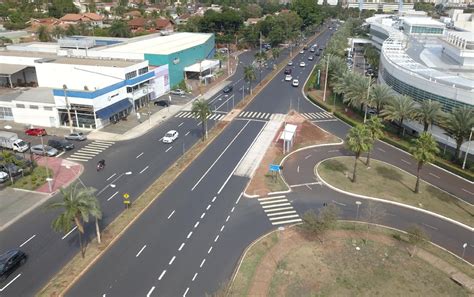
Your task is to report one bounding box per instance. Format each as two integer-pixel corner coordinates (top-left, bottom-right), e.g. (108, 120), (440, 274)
(266, 210), (296, 216)
(261, 202), (291, 209)
(269, 214), (300, 221)
(71, 151), (98, 157)
(87, 143), (111, 148)
(271, 218), (302, 225)
(70, 154), (93, 159)
(241, 111), (248, 117)
(264, 206), (294, 212)
(258, 195), (286, 201)
(301, 113), (311, 119)
(94, 140), (115, 145)
(260, 199), (288, 205)
(66, 157), (89, 162)
(264, 113), (271, 119)
(78, 147), (103, 153)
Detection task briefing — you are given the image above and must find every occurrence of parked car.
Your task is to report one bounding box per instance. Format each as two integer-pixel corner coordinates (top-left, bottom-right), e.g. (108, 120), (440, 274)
(65, 132), (86, 141)
(310, 47), (315, 53)
(0, 171), (8, 183)
(0, 164), (23, 177)
(25, 128), (47, 136)
(14, 155), (33, 168)
(299, 62), (306, 67)
(284, 68), (292, 75)
(315, 51), (320, 56)
(30, 145), (58, 156)
(162, 130), (179, 144)
(223, 85), (233, 93)
(285, 75), (292, 81)
(170, 89), (185, 96)
(154, 100), (169, 107)
(303, 45), (308, 50)
(292, 79), (300, 87)
(47, 139), (74, 151)
(308, 56), (314, 61)
(288, 61), (293, 66)
(299, 50), (305, 54)
(0, 249), (27, 282)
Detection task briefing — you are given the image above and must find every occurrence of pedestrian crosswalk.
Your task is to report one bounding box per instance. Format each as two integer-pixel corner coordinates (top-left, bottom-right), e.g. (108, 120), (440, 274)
(258, 195), (302, 226)
(175, 111), (226, 121)
(66, 140), (115, 162)
(237, 111), (286, 121)
(301, 111), (334, 121)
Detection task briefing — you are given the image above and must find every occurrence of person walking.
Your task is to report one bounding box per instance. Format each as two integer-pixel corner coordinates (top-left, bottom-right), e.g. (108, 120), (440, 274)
(136, 112), (141, 123)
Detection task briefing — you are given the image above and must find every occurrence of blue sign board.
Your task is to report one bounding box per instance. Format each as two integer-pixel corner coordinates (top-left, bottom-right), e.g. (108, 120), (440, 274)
(269, 164), (281, 172)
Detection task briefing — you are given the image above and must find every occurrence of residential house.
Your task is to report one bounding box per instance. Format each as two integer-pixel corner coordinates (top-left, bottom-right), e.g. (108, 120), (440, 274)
(155, 18), (174, 31)
(127, 17), (148, 31)
(59, 13), (104, 27)
(27, 18), (62, 32)
(174, 13), (190, 25)
(124, 10), (142, 19)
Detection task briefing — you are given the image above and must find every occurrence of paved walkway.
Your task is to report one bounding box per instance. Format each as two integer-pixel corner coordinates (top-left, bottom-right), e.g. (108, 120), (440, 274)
(35, 157), (83, 193)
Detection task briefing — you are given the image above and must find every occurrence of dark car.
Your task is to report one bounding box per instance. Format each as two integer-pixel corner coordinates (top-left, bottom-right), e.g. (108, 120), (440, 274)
(0, 249), (27, 282)
(0, 163), (23, 177)
(223, 85), (233, 93)
(284, 68), (292, 75)
(154, 100), (169, 107)
(47, 139), (74, 151)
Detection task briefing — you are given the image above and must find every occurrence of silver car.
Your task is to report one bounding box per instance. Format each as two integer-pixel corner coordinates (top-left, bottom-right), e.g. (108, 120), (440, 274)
(65, 132), (87, 141)
(30, 145), (58, 156)
(170, 89), (185, 96)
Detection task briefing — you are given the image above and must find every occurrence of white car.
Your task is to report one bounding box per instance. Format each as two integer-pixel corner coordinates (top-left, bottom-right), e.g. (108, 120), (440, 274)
(292, 79), (299, 87)
(0, 171), (8, 183)
(288, 61), (293, 66)
(299, 62), (306, 67)
(285, 75), (292, 81)
(170, 89), (185, 96)
(162, 130), (179, 143)
(299, 50), (304, 54)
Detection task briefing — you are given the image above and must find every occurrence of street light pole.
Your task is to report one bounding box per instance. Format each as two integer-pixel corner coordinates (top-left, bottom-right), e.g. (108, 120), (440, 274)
(462, 243), (467, 259)
(63, 84), (74, 133)
(363, 75), (373, 123)
(355, 201), (362, 221)
(322, 55), (330, 102)
(462, 128), (473, 170)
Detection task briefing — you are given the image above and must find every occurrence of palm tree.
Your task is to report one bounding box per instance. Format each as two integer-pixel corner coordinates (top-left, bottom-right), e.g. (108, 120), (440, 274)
(254, 52), (267, 85)
(48, 186), (102, 258)
(365, 116), (384, 167)
(77, 21), (90, 36)
(271, 48), (281, 61)
(381, 95), (417, 136)
(370, 84), (394, 114)
(442, 106), (474, 160)
(109, 20), (131, 37)
(346, 124), (372, 183)
(414, 100), (443, 132)
(65, 24), (79, 36)
(410, 132), (440, 193)
(243, 65), (256, 95)
(37, 25), (52, 42)
(332, 70), (355, 98)
(343, 73), (372, 121)
(192, 99), (212, 141)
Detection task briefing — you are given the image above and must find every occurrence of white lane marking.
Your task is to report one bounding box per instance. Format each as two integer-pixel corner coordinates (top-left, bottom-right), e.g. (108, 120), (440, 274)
(331, 200), (346, 206)
(192, 272), (198, 281)
(200, 259), (206, 268)
(271, 218), (303, 225)
(185, 131), (190, 136)
(429, 173), (440, 179)
(158, 270), (166, 281)
(208, 246), (213, 254)
(422, 223), (438, 230)
(56, 151), (65, 157)
(206, 204), (211, 210)
(62, 226), (77, 240)
(200, 212), (206, 219)
(139, 166), (149, 174)
(178, 243), (185, 251)
(106, 173), (116, 181)
(194, 221), (200, 228)
(220, 225), (225, 232)
(305, 154), (312, 160)
(187, 231), (193, 239)
(269, 214), (300, 221)
(136, 245), (146, 257)
(169, 256), (176, 265)
(0, 274), (21, 292)
(136, 152), (144, 159)
(328, 149), (339, 153)
(297, 166), (299, 173)
(401, 159), (411, 165)
(19, 234), (36, 248)
(178, 122), (184, 127)
(264, 206), (294, 213)
(214, 235), (219, 242)
(183, 287), (190, 297)
(462, 188), (474, 196)
(146, 286), (155, 297)
(258, 195), (286, 201)
(267, 210), (297, 217)
(212, 196), (217, 202)
(236, 193), (242, 204)
(168, 210), (175, 219)
(226, 215), (230, 222)
(261, 203), (291, 209)
(231, 207), (235, 212)
(191, 120), (251, 191)
(107, 191), (119, 201)
(165, 146), (173, 153)
(376, 147), (386, 152)
(260, 199), (287, 205)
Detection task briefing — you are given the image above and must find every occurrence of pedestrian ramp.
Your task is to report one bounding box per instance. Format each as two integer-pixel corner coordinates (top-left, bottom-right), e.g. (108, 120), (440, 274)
(175, 111), (226, 121)
(258, 195), (302, 226)
(66, 140), (115, 162)
(237, 111), (286, 121)
(301, 111), (335, 121)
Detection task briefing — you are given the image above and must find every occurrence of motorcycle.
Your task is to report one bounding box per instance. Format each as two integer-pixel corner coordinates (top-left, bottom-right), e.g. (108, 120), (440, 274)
(97, 162), (105, 171)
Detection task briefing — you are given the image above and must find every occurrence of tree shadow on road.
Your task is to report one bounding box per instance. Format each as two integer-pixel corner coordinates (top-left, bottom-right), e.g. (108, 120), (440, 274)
(375, 166), (412, 191)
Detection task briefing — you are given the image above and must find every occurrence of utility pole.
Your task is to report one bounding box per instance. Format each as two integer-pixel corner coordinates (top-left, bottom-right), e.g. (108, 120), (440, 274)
(63, 84), (74, 133)
(322, 56), (329, 102)
(259, 31), (262, 54)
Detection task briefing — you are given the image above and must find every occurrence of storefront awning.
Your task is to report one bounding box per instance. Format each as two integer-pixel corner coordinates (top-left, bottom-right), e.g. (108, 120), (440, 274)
(95, 99), (132, 119)
(184, 60), (220, 73)
(0, 64), (28, 76)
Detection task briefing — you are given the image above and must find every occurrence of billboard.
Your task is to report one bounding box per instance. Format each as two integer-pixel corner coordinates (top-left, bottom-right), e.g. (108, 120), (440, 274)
(151, 64), (170, 99)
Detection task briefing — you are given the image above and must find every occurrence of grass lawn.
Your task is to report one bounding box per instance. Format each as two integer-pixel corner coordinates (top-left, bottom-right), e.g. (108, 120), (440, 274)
(12, 166), (49, 191)
(317, 157), (474, 226)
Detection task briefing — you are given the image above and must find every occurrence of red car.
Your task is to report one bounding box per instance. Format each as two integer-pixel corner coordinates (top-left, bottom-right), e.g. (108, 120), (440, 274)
(25, 128), (47, 136)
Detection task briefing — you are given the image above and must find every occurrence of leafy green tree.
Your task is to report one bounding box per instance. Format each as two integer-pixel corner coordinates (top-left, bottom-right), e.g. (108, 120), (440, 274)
(243, 65), (256, 94)
(381, 95), (417, 136)
(254, 51), (267, 85)
(52, 26), (65, 40)
(370, 84), (394, 114)
(109, 20), (131, 37)
(48, 0), (79, 18)
(87, 0), (96, 13)
(414, 100), (443, 132)
(406, 225), (429, 257)
(346, 124), (372, 182)
(300, 204), (340, 243)
(363, 44), (379, 70)
(441, 106), (474, 160)
(192, 99), (212, 141)
(77, 22), (90, 36)
(48, 186), (102, 258)
(65, 24), (79, 36)
(37, 25), (52, 42)
(342, 72), (372, 120)
(271, 47), (281, 61)
(365, 116), (384, 167)
(0, 151), (24, 184)
(410, 132), (439, 193)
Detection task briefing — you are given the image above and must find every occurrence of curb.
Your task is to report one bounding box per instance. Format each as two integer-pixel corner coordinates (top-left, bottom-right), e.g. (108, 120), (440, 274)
(314, 158), (474, 231)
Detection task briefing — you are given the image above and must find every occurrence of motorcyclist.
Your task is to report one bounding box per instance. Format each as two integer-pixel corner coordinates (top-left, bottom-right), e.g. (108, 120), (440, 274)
(97, 159), (105, 171)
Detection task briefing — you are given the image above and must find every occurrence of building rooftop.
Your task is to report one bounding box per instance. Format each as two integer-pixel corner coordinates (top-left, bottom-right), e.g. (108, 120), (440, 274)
(100, 32), (213, 55)
(0, 87), (55, 104)
(402, 17), (445, 27)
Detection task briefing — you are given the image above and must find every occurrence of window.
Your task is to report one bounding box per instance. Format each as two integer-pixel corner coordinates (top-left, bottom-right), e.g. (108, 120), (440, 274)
(30, 105), (39, 109)
(0, 107), (13, 119)
(138, 67), (149, 75)
(44, 106), (53, 111)
(16, 104), (25, 108)
(125, 71), (137, 80)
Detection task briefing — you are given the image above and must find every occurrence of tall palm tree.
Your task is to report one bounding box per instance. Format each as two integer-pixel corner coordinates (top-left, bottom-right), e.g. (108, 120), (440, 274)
(381, 95), (417, 136)
(37, 25), (52, 42)
(109, 20), (131, 37)
(192, 99), (212, 140)
(410, 132), (440, 193)
(243, 65), (256, 95)
(442, 106), (474, 160)
(333, 70), (356, 99)
(370, 84), (394, 114)
(346, 124), (372, 183)
(254, 51), (267, 85)
(51, 26), (65, 40)
(271, 48), (281, 61)
(414, 100), (443, 132)
(343, 72), (372, 121)
(365, 116), (384, 167)
(48, 186), (102, 258)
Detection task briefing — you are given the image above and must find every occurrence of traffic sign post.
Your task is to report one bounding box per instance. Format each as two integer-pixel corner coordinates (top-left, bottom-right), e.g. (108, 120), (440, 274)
(123, 193), (131, 209)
